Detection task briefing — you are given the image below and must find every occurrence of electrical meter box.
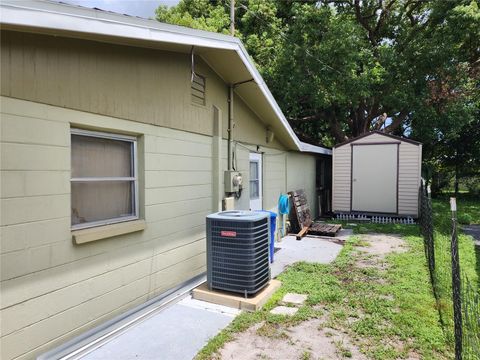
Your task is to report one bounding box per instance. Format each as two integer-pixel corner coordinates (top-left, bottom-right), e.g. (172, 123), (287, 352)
(224, 171), (242, 193)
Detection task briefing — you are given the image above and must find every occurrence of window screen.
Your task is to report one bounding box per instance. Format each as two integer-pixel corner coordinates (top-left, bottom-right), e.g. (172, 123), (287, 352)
(71, 129), (138, 229)
(250, 161), (260, 199)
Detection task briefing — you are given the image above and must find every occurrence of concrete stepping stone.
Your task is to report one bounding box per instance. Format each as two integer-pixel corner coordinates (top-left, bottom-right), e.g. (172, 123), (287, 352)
(270, 306), (298, 316)
(282, 293), (308, 306)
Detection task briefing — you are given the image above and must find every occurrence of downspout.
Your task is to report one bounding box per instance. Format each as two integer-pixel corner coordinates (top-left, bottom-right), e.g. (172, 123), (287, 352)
(227, 85), (234, 170)
(228, 0), (235, 171)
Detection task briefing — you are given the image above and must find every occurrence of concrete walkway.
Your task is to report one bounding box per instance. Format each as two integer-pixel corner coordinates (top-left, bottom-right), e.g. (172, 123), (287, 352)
(80, 234), (346, 360)
(271, 230), (351, 278)
(462, 224), (480, 246)
(81, 296), (240, 360)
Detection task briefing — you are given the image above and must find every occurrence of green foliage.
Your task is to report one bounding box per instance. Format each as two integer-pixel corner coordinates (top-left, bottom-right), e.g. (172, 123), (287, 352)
(432, 194), (480, 232)
(156, 1), (231, 34)
(463, 177), (480, 196)
(458, 213), (474, 225)
(430, 197), (479, 358)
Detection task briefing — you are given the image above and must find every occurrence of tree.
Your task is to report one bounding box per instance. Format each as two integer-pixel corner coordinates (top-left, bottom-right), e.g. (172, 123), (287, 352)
(157, 1), (478, 150)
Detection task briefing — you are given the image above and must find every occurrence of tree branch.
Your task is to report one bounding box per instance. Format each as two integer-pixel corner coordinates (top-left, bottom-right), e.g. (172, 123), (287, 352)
(373, 112), (388, 130)
(323, 0), (353, 6)
(287, 114), (320, 123)
(373, 0), (396, 37)
(330, 116), (348, 143)
(383, 110), (409, 133)
(354, 0), (375, 45)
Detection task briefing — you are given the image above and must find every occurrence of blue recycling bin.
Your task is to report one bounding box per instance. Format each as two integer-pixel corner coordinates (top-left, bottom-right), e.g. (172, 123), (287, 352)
(255, 210), (277, 263)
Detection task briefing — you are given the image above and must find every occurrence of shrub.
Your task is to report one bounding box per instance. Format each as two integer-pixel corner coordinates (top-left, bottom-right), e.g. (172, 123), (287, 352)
(462, 177), (480, 195)
(457, 213), (473, 225)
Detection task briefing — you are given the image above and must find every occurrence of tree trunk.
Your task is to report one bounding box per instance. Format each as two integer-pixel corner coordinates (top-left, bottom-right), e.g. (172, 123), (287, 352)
(454, 164), (459, 196)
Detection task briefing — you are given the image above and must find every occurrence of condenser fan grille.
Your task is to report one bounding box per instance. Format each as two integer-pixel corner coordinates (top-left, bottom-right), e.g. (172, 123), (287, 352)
(206, 212), (270, 295)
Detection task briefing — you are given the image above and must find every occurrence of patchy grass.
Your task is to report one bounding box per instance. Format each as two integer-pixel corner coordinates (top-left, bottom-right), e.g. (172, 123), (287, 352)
(431, 195), (479, 283)
(299, 350), (312, 360)
(341, 195), (479, 284)
(432, 193), (480, 231)
(195, 232), (452, 359)
(343, 194), (480, 353)
(334, 339), (353, 358)
(429, 195), (480, 351)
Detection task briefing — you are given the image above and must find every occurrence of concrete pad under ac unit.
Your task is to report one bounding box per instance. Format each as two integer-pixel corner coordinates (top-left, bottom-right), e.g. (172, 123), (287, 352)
(192, 280), (281, 311)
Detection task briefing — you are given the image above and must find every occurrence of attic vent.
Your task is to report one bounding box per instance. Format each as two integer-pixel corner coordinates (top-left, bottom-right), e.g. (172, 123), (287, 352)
(191, 73), (206, 105)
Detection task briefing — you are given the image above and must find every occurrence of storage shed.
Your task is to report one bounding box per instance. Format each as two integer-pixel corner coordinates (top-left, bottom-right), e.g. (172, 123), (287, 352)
(332, 131), (422, 218)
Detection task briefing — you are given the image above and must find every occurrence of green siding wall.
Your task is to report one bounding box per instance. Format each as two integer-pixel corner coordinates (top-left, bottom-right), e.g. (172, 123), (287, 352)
(0, 30), (318, 360)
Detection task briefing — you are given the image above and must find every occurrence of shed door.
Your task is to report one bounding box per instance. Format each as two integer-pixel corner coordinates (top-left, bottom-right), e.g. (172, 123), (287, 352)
(352, 144), (398, 213)
(249, 153), (262, 211)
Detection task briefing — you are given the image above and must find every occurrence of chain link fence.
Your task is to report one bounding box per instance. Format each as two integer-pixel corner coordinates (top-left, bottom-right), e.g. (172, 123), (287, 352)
(419, 181), (480, 360)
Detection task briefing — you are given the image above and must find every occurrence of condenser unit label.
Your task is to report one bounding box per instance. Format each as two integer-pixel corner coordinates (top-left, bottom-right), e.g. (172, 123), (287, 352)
(220, 231), (237, 237)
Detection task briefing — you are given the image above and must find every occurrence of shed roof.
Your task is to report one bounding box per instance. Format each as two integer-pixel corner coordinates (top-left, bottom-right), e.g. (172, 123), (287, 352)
(0, 0), (332, 156)
(333, 131), (421, 148)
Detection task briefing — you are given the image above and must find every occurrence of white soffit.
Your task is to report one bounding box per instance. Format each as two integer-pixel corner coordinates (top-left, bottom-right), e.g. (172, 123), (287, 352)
(299, 142), (332, 155)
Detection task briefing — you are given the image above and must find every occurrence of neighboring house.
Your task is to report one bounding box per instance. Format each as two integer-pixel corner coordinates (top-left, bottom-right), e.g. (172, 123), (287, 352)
(0, 1), (331, 359)
(332, 131), (422, 218)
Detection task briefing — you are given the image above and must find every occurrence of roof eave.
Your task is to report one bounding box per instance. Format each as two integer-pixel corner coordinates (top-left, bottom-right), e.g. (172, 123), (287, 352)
(298, 142), (332, 156)
(333, 131), (421, 148)
(0, 0), (303, 151)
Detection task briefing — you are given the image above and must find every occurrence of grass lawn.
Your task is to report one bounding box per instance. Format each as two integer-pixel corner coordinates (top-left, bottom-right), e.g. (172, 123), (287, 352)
(431, 194), (479, 283)
(196, 195), (479, 359)
(350, 194), (479, 351)
(429, 194), (479, 353)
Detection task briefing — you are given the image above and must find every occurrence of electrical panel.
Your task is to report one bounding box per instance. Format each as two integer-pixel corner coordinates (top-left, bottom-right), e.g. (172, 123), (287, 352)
(224, 170), (242, 193)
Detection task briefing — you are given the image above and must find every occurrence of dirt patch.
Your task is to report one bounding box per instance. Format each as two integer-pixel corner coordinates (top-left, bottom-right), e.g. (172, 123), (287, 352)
(355, 234), (408, 271)
(357, 234), (408, 258)
(219, 318), (366, 360)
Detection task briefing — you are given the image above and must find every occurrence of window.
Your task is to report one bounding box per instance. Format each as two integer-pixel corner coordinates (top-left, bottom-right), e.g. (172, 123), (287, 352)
(71, 129), (138, 230)
(250, 160), (260, 199)
(191, 73), (206, 106)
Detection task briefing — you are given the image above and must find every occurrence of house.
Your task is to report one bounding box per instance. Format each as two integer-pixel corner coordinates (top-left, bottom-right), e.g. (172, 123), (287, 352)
(332, 131), (422, 218)
(0, 1), (331, 359)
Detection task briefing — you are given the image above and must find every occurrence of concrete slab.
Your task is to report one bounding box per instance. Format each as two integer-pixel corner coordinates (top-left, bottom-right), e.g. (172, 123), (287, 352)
(81, 295), (236, 360)
(271, 233), (346, 278)
(178, 295), (241, 317)
(462, 225), (480, 246)
(192, 280), (282, 311)
(270, 306), (298, 316)
(282, 293), (308, 306)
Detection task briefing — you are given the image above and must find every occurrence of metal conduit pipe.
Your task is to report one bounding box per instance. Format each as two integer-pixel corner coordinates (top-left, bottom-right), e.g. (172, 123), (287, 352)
(227, 84), (234, 171)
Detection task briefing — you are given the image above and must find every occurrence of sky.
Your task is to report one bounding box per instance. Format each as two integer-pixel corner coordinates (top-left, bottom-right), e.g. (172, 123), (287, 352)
(62, 0), (180, 19)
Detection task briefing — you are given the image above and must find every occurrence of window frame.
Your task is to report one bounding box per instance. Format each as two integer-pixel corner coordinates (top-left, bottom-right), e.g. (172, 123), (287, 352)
(70, 128), (139, 230)
(249, 159), (260, 200)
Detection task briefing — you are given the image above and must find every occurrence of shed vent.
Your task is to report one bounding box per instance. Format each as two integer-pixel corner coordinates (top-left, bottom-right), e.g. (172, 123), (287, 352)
(191, 73), (206, 105)
(206, 211), (270, 296)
